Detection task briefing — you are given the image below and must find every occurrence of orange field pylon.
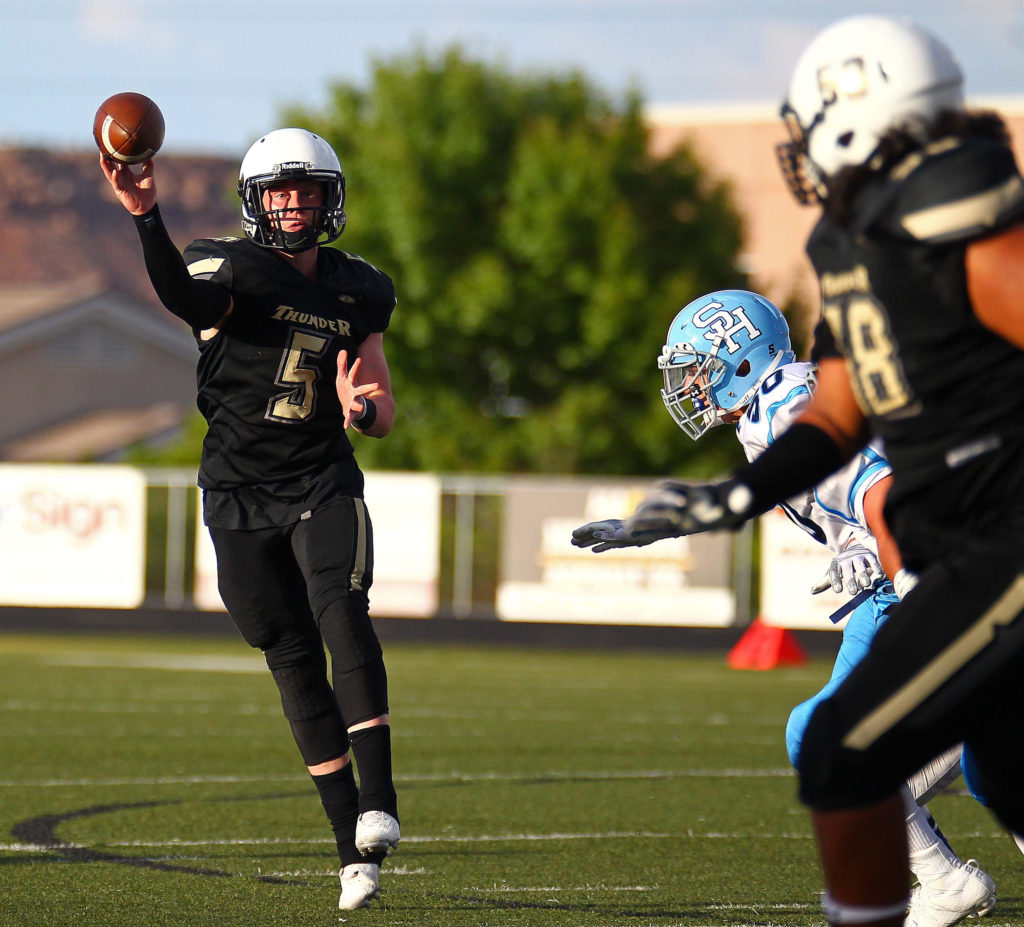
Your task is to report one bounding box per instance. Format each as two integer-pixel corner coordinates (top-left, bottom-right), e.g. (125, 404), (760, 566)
(728, 617), (807, 670)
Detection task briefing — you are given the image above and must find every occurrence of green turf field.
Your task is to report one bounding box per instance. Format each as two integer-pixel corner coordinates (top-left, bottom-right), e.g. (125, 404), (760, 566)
(0, 632), (1018, 926)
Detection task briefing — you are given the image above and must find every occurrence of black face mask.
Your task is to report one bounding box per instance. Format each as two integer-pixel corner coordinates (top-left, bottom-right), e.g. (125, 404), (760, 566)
(238, 174), (347, 251)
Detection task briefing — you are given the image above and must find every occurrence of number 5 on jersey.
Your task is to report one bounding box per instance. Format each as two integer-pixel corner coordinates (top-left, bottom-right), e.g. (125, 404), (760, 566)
(267, 329), (329, 422)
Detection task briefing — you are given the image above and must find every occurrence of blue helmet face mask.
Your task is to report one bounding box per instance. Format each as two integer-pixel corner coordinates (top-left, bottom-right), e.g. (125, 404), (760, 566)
(658, 290), (795, 440)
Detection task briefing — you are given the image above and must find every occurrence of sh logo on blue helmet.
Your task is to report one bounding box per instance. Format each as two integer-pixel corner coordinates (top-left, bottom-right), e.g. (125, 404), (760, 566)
(690, 300), (764, 354)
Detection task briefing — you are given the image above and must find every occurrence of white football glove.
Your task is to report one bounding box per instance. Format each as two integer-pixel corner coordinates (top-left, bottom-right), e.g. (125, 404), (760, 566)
(571, 518), (666, 553)
(811, 544), (884, 597)
(893, 567), (919, 599)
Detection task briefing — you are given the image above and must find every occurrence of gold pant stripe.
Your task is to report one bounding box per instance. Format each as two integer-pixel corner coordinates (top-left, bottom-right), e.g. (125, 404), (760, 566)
(350, 498), (368, 592)
(843, 574), (1024, 751)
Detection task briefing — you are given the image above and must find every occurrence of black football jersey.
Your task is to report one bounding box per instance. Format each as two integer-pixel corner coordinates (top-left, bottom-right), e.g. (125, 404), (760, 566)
(182, 237), (395, 492)
(808, 135), (1024, 501)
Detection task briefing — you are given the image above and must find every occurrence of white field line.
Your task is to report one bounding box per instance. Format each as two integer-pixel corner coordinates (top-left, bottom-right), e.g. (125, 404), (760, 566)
(39, 654), (267, 673)
(0, 830), (784, 852)
(261, 865), (429, 878)
(0, 767), (794, 787)
(0, 692), (784, 726)
(471, 884), (656, 893)
(0, 700), (785, 730)
(6, 824), (1010, 854)
(0, 699), (275, 716)
(0, 701), (788, 731)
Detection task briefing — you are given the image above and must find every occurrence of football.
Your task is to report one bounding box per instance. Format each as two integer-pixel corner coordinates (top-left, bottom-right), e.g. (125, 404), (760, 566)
(93, 92), (165, 164)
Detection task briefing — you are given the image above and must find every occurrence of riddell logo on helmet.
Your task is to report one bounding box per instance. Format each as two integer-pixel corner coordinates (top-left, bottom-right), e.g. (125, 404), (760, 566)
(690, 300), (763, 355)
(274, 161), (312, 173)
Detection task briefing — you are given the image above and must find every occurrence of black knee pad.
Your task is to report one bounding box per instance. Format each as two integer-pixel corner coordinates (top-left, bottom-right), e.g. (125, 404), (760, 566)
(268, 652), (335, 722)
(797, 700), (900, 810)
(316, 592), (382, 675)
(333, 656), (390, 725)
(288, 713), (350, 767)
(267, 652), (350, 765)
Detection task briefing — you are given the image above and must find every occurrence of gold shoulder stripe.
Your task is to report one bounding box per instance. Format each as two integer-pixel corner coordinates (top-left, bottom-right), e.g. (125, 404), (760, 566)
(186, 256), (227, 278)
(843, 573), (1024, 751)
(889, 137), (959, 182)
(900, 174), (1024, 241)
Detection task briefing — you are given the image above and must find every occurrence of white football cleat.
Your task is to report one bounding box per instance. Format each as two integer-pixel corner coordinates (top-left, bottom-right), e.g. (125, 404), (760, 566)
(905, 858), (996, 927)
(355, 810), (400, 856)
(338, 862), (380, 910)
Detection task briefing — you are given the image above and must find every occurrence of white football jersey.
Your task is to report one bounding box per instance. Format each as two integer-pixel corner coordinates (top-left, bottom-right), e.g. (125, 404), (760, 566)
(735, 361), (891, 555)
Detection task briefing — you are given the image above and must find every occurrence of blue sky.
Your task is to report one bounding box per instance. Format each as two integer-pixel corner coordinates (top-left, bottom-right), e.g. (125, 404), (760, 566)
(5, 1), (1024, 156)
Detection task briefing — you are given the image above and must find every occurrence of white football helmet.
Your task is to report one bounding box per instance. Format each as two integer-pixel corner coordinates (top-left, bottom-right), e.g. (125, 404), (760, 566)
(237, 128), (347, 251)
(778, 16), (963, 203)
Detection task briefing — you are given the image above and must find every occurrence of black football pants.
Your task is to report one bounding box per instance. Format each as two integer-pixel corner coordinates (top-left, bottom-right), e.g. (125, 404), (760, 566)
(209, 496), (389, 766)
(797, 458), (1024, 836)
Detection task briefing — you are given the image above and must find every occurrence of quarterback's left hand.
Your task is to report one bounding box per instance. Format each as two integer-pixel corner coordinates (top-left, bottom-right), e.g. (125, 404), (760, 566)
(337, 349), (380, 430)
(625, 479), (754, 539)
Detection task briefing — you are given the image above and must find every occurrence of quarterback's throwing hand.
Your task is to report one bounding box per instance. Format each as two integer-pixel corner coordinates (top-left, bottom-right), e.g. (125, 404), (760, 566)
(626, 479), (754, 538)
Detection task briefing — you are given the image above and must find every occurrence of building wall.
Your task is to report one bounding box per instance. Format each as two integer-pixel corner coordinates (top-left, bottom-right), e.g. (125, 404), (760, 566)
(647, 99), (1024, 327)
(0, 316), (195, 446)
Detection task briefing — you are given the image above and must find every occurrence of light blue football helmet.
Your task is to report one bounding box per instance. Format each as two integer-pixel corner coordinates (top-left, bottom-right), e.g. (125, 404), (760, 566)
(659, 289), (795, 439)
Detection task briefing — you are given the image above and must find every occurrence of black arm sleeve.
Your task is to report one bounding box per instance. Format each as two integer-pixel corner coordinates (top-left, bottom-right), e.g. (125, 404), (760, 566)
(732, 422), (850, 517)
(131, 205), (232, 328)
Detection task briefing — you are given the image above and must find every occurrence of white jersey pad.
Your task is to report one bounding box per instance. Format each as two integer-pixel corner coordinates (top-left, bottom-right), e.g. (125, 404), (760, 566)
(735, 362), (891, 555)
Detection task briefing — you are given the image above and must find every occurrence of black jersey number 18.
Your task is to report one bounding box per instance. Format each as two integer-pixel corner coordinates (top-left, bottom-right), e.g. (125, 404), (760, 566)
(826, 296), (914, 418)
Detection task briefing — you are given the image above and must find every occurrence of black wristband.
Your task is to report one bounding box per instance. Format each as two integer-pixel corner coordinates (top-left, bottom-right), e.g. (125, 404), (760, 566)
(132, 202), (164, 231)
(353, 396), (377, 431)
(732, 422), (848, 517)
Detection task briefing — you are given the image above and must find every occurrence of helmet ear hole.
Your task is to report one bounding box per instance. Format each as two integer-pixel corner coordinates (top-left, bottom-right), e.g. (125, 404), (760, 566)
(736, 360), (751, 377)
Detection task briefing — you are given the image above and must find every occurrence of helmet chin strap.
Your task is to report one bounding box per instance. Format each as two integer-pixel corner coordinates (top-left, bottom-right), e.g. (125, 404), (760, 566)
(276, 227), (319, 252)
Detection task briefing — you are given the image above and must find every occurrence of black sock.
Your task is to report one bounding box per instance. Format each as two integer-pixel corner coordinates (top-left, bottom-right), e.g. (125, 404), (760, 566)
(311, 764), (361, 866)
(349, 725), (398, 820)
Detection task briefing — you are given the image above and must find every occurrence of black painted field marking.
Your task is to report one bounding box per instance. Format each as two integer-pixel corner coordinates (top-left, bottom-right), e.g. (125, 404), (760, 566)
(7, 796), (310, 885)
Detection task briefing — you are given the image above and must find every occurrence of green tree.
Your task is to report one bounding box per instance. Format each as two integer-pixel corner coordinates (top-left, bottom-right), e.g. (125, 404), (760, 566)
(136, 48), (752, 477)
(285, 47), (749, 476)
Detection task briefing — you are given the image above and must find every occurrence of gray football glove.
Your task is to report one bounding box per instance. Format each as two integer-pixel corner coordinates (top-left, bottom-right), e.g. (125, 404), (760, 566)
(625, 478), (754, 539)
(571, 518), (665, 553)
(811, 544), (884, 597)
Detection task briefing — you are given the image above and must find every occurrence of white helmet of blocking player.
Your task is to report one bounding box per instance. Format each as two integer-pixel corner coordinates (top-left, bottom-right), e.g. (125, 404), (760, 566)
(777, 15), (963, 203)
(237, 128), (347, 252)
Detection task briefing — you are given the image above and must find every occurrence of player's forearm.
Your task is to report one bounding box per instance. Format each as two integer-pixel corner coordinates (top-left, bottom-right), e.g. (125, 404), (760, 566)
(132, 205), (231, 328)
(732, 422), (851, 517)
(862, 478), (903, 581)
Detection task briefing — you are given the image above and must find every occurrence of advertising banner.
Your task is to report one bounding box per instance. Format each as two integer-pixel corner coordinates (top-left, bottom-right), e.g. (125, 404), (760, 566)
(0, 464), (146, 608)
(759, 507), (847, 629)
(496, 478), (736, 626)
